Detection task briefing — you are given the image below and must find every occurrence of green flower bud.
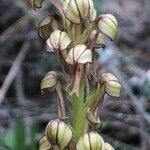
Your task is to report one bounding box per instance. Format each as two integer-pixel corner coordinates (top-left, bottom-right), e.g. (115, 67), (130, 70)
(39, 136), (52, 150)
(98, 14), (118, 41)
(105, 143), (115, 150)
(38, 16), (58, 39)
(41, 71), (59, 94)
(66, 0), (97, 24)
(76, 132), (105, 150)
(99, 73), (121, 97)
(30, 0), (43, 10)
(46, 30), (71, 52)
(66, 44), (92, 65)
(46, 120), (73, 150)
(41, 72), (66, 119)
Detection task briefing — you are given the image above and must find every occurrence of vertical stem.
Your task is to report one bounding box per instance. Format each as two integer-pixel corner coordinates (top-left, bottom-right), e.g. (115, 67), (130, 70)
(71, 64), (84, 97)
(56, 83), (66, 119)
(72, 97), (87, 141)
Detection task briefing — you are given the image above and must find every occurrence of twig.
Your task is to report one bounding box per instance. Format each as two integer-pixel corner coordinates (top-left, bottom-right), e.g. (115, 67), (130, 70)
(0, 42), (30, 104)
(15, 69), (26, 105)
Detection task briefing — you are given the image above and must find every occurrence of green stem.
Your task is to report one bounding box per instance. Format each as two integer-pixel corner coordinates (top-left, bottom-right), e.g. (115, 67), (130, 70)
(81, 22), (96, 43)
(72, 97), (87, 141)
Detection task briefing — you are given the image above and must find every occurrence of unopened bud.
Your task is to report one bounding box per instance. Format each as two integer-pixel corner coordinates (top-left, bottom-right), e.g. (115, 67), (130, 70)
(105, 143), (115, 150)
(66, 44), (92, 65)
(38, 16), (58, 39)
(66, 0), (97, 24)
(41, 71), (59, 94)
(76, 132), (105, 150)
(100, 73), (121, 97)
(30, 0), (42, 10)
(45, 120), (72, 149)
(39, 136), (52, 150)
(98, 14), (118, 41)
(46, 30), (71, 52)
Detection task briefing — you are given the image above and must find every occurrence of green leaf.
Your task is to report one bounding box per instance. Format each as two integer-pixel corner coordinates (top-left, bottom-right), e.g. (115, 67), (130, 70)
(14, 120), (25, 150)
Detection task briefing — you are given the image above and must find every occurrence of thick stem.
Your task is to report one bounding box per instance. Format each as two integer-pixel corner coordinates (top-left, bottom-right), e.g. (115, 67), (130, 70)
(72, 97), (87, 141)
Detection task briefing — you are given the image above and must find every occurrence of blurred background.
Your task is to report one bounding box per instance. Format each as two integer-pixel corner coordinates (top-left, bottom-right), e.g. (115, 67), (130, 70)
(0, 0), (150, 150)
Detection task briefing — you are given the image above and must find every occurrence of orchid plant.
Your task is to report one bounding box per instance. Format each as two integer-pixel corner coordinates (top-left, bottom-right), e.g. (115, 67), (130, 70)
(31, 0), (121, 150)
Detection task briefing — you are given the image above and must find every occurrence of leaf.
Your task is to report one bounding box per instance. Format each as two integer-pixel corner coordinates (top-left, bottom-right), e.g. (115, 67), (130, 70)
(14, 120), (25, 150)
